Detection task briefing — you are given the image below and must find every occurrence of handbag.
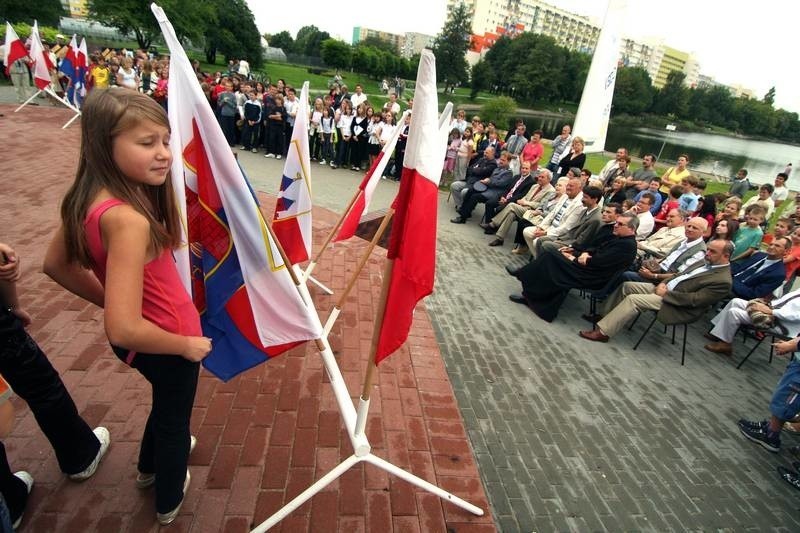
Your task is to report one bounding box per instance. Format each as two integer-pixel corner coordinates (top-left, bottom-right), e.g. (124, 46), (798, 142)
(746, 298), (775, 329)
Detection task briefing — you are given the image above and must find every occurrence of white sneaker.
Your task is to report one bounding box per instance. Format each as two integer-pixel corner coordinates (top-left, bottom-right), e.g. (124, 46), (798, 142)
(69, 427), (110, 481)
(319, 159), (326, 165)
(265, 153), (275, 158)
(156, 470), (190, 525)
(238, 146), (246, 150)
(11, 471), (33, 530)
(276, 155), (282, 160)
(136, 436), (196, 489)
(251, 148), (258, 153)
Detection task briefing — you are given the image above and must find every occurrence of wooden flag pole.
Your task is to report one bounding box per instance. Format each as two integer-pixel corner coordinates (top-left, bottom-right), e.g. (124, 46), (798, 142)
(303, 188), (364, 282)
(322, 208), (395, 336)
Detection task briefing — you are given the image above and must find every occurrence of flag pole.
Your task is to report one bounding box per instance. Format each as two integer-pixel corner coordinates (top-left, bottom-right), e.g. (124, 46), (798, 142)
(303, 188), (364, 282)
(322, 208), (394, 337)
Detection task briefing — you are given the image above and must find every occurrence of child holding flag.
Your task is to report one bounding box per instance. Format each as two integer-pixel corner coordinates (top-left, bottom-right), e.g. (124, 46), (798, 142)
(43, 89), (210, 525)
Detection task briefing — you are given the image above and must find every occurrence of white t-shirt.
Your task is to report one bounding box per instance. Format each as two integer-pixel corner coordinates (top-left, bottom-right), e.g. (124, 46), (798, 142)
(379, 123), (396, 145)
(773, 185), (789, 203)
(351, 92), (368, 109)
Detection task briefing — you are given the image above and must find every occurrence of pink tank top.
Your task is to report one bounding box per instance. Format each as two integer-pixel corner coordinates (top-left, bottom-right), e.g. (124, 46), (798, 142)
(84, 199), (202, 356)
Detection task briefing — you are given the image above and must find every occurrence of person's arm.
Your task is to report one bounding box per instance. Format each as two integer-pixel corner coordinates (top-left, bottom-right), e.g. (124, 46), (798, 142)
(43, 226), (105, 307)
(101, 207), (209, 361)
(773, 336), (800, 355)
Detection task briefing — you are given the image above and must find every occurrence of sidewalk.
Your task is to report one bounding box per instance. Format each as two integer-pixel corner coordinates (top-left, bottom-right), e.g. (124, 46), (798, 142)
(0, 104), (493, 531)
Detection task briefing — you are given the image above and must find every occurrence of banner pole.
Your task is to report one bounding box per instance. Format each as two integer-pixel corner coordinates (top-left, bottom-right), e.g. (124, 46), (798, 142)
(303, 188), (363, 282)
(14, 89), (43, 113)
(322, 208), (394, 336)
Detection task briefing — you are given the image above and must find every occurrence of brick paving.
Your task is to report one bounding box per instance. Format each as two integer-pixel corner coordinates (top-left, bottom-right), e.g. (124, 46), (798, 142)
(4, 96), (800, 532)
(0, 105), (491, 532)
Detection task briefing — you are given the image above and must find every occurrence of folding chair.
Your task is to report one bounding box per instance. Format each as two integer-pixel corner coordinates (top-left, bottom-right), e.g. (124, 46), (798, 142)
(632, 311), (691, 366)
(735, 326), (792, 370)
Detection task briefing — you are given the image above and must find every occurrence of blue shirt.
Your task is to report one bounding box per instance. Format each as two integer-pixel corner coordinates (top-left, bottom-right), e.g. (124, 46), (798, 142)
(678, 192), (699, 213)
(633, 189), (664, 215)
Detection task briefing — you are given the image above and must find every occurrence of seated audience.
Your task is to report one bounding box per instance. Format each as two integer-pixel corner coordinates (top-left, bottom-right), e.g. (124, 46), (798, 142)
(637, 209), (689, 259)
(717, 196), (742, 223)
(729, 168), (751, 199)
(602, 155), (631, 189)
(784, 227), (800, 282)
(480, 161), (536, 224)
(730, 237), (789, 300)
(632, 178), (664, 215)
(732, 207), (766, 262)
(579, 240), (733, 343)
(485, 169), (555, 247)
(694, 194), (717, 237)
(541, 203), (621, 259)
(653, 185), (683, 229)
(632, 193), (656, 240)
(519, 176), (585, 255)
(740, 184), (776, 221)
(711, 217), (739, 243)
(451, 151), (513, 224)
(603, 177), (627, 206)
(623, 153), (658, 200)
(555, 137), (586, 181)
(508, 177), (568, 253)
(450, 146), (498, 210)
(705, 288), (800, 356)
(530, 186), (603, 258)
(659, 154), (692, 194)
(677, 175), (701, 213)
(772, 173), (790, 208)
(597, 147), (628, 186)
(763, 217), (794, 245)
(506, 214), (640, 322)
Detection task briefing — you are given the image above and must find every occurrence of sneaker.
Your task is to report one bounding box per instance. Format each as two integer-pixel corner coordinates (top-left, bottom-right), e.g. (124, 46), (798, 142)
(239, 146), (246, 150)
(738, 418), (767, 432)
(319, 159), (326, 165)
(265, 153), (275, 158)
(10, 471), (33, 529)
(69, 427), (110, 481)
(156, 470), (191, 525)
(778, 465), (800, 492)
(351, 165), (359, 171)
(276, 155), (282, 160)
(251, 148), (257, 153)
(739, 420), (780, 452)
(136, 436), (196, 489)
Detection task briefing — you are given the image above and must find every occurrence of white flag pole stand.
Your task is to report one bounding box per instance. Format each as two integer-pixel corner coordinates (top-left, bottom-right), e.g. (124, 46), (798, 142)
(304, 273), (333, 295)
(14, 86), (81, 128)
(253, 251), (483, 532)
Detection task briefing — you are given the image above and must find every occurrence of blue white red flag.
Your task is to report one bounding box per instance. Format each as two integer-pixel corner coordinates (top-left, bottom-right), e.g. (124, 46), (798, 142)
(61, 35), (78, 103)
(272, 82), (313, 264)
(153, 4), (321, 381)
(375, 50), (452, 363)
(73, 38), (88, 107)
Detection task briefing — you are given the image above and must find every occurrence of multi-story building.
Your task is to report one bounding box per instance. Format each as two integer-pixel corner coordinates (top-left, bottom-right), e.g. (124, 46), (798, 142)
(352, 27), (405, 53)
(60, 0), (88, 19)
(401, 32), (436, 58)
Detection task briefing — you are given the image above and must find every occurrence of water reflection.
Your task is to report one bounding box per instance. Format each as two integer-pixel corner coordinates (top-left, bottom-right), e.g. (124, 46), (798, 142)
(513, 114), (800, 185)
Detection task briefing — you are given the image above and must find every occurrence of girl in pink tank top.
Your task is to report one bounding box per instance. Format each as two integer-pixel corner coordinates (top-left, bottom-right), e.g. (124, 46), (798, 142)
(43, 89), (209, 525)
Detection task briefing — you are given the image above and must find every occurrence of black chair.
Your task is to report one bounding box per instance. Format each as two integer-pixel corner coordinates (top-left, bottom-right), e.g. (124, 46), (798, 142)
(632, 311), (691, 365)
(735, 326), (792, 369)
(586, 272), (624, 330)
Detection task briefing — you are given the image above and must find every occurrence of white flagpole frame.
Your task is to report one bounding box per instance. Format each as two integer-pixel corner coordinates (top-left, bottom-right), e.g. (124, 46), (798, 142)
(14, 86), (82, 128)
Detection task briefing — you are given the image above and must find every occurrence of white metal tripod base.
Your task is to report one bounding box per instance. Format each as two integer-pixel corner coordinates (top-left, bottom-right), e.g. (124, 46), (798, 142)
(14, 87), (81, 128)
(306, 273), (333, 295)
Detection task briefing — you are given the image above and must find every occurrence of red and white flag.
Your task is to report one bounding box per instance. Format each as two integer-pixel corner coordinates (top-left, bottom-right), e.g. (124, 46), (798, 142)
(374, 50), (452, 363)
(272, 82), (313, 264)
(153, 4), (321, 380)
(28, 22), (52, 90)
(3, 23), (27, 75)
(335, 110), (410, 242)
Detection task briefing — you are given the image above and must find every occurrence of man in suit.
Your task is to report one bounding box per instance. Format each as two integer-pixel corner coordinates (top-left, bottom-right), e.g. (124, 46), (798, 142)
(579, 239), (733, 342)
(507, 214), (640, 322)
(623, 217), (707, 285)
(636, 208), (688, 260)
(543, 202), (622, 259)
(705, 288), (800, 356)
(519, 176), (585, 255)
(530, 186), (603, 259)
(485, 169), (555, 246)
(451, 151), (514, 224)
(731, 237), (789, 300)
(480, 160), (536, 224)
(450, 146), (498, 210)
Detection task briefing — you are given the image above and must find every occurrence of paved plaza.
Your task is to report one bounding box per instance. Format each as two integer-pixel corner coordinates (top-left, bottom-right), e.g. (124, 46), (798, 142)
(2, 93), (800, 531)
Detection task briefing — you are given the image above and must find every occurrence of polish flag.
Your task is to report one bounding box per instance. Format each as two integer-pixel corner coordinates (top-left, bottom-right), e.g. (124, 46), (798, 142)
(273, 82), (313, 264)
(3, 23), (27, 76)
(374, 50), (452, 363)
(28, 22), (52, 90)
(335, 110), (411, 242)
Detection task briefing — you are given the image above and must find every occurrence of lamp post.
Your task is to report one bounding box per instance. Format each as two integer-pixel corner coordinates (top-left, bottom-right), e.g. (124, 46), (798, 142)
(657, 123), (676, 162)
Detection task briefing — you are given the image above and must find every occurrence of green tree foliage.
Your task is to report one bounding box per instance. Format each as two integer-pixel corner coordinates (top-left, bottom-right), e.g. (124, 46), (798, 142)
(89, 0), (213, 50)
(481, 96), (516, 127)
(0, 0), (64, 27)
(358, 35), (396, 54)
(763, 86), (776, 106)
(0, 22), (59, 43)
(612, 67), (654, 115)
(203, 0), (262, 67)
(470, 60), (493, 98)
(432, 2), (470, 90)
(652, 71), (690, 117)
(293, 25), (330, 57)
(268, 31), (294, 52)
(320, 39), (352, 71)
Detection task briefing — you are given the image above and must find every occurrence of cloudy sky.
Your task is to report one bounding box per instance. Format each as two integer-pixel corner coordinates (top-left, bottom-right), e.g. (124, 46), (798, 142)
(247, 0), (800, 114)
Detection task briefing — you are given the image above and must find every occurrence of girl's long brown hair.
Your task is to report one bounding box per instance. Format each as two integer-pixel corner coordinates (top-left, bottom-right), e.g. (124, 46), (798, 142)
(60, 88), (181, 268)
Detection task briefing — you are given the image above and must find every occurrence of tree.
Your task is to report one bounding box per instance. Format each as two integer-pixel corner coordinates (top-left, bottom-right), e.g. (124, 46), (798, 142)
(652, 71), (689, 118)
(203, 0), (262, 67)
(268, 31), (294, 52)
(293, 25), (330, 57)
(432, 2), (471, 90)
(0, 0), (64, 27)
(612, 67), (654, 115)
(89, 0), (213, 50)
(320, 39), (352, 71)
(470, 60), (493, 98)
(359, 36), (396, 54)
(763, 86), (776, 106)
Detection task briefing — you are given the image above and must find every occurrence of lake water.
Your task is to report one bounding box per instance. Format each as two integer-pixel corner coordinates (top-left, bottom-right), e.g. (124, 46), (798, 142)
(515, 115), (800, 186)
